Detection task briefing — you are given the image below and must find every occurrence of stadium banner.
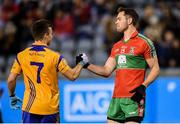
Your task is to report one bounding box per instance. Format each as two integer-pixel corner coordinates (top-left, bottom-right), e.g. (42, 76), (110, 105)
(0, 77), (180, 123)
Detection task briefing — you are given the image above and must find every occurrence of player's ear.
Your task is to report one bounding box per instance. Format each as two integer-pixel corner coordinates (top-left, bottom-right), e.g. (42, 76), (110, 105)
(128, 17), (133, 25)
(44, 32), (49, 40)
(44, 32), (49, 37)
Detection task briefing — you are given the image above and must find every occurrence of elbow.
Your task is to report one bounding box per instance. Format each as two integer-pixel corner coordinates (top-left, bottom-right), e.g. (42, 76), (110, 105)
(157, 67), (160, 76)
(7, 77), (15, 86)
(70, 77), (76, 81)
(153, 65), (160, 77)
(7, 77), (12, 84)
(7, 73), (17, 87)
(69, 75), (77, 81)
(103, 73), (111, 78)
(65, 72), (78, 81)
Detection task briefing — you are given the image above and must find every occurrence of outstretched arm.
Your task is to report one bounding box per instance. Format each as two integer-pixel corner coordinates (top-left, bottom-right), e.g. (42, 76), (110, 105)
(60, 58), (83, 81)
(143, 56), (160, 87)
(87, 57), (116, 77)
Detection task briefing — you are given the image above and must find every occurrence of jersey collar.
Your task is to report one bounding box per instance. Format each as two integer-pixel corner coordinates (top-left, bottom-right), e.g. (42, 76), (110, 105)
(130, 30), (138, 39)
(122, 30), (138, 43)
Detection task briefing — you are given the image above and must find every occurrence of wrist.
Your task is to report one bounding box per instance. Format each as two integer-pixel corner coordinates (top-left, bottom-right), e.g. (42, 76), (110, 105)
(79, 61), (90, 68)
(83, 63), (90, 68)
(142, 83), (147, 88)
(79, 61), (85, 66)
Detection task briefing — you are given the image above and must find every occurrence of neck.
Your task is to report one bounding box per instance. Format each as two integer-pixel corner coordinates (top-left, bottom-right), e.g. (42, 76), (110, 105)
(123, 25), (136, 40)
(34, 40), (47, 45)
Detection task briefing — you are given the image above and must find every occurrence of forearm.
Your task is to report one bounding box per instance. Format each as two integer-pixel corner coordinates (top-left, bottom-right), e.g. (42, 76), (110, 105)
(143, 66), (160, 87)
(71, 63), (83, 80)
(7, 80), (16, 96)
(7, 73), (18, 96)
(87, 64), (110, 77)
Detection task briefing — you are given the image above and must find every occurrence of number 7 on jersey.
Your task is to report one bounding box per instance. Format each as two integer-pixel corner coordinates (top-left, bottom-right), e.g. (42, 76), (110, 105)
(30, 62), (44, 83)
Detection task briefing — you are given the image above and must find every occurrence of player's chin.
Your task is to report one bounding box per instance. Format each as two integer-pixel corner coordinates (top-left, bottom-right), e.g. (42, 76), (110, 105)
(117, 28), (123, 33)
(117, 27), (126, 33)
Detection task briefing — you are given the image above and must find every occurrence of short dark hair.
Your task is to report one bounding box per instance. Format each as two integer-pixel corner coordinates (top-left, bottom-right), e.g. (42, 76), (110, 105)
(31, 19), (52, 40)
(117, 7), (139, 26)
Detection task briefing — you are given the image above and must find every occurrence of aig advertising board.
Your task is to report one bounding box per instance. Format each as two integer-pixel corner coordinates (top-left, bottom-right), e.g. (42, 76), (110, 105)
(1, 77), (180, 122)
(60, 77), (180, 123)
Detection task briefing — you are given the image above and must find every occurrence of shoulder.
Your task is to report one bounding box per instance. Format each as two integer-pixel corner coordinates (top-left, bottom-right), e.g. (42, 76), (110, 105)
(112, 41), (121, 49)
(49, 50), (64, 60)
(44, 47), (60, 56)
(137, 33), (154, 48)
(17, 47), (30, 57)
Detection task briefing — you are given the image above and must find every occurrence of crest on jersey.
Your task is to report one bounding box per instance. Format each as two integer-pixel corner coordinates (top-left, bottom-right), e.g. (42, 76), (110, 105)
(121, 46), (127, 54)
(129, 47), (135, 55)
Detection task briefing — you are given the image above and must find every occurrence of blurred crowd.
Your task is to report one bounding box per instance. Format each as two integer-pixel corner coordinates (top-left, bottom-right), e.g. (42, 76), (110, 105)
(0, 0), (179, 78)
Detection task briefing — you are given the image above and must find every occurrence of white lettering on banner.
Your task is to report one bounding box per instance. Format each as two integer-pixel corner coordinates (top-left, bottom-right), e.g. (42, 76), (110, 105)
(94, 91), (110, 114)
(64, 84), (113, 122)
(71, 93), (87, 113)
(71, 92), (109, 114)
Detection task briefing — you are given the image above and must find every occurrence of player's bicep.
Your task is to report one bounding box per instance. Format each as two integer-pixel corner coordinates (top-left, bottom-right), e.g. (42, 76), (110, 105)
(59, 58), (77, 80)
(146, 56), (159, 69)
(11, 57), (22, 75)
(62, 68), (74, 80)
(143, 40), (157, 60)
(104, 57), (116, 74)
(57, 57), (70, 74)
(7, 72), (19, 83)
(56, 55), (74, 79)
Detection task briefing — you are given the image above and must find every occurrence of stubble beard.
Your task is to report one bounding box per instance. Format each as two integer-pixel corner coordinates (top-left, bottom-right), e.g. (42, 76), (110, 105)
(117, 27), (127, 33)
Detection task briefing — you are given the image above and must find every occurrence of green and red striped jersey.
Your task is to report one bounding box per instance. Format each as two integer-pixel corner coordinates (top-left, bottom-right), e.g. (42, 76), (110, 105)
(110, 30), (156, 98)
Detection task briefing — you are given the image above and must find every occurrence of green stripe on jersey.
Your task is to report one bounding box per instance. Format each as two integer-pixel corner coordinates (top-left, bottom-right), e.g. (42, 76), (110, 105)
(138, 33), (157, 57)
(115, 54), (147, 69)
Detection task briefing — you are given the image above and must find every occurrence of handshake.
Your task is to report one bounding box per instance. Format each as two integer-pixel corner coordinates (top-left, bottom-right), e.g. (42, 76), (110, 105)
(76, 53), (90, 68)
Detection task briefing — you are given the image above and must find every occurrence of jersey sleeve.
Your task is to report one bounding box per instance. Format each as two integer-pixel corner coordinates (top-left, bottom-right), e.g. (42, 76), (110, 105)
(56, 54), (70, 74)
(143, 39), (157, 59)
(11, 56), (22, 74)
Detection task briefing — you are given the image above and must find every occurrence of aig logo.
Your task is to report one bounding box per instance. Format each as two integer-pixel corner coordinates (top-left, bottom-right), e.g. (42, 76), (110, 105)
(63, 84), (113, 122)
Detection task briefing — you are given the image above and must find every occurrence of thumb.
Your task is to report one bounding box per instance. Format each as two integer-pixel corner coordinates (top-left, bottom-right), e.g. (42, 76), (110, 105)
(17, 98), (22, 103)
(79, 53), (83, 57)
(14, 105), (21, 110)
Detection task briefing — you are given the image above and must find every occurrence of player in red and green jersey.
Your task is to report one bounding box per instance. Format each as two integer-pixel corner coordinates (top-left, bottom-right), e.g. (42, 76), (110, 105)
(76, 7), (160, 123)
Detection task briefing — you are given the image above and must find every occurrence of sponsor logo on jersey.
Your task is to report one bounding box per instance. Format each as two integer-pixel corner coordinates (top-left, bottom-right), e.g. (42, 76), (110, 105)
(129, 47), (135, 55)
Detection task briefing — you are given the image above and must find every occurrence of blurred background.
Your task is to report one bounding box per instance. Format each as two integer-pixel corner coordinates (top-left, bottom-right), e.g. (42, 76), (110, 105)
(0, 0), (179, 123)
